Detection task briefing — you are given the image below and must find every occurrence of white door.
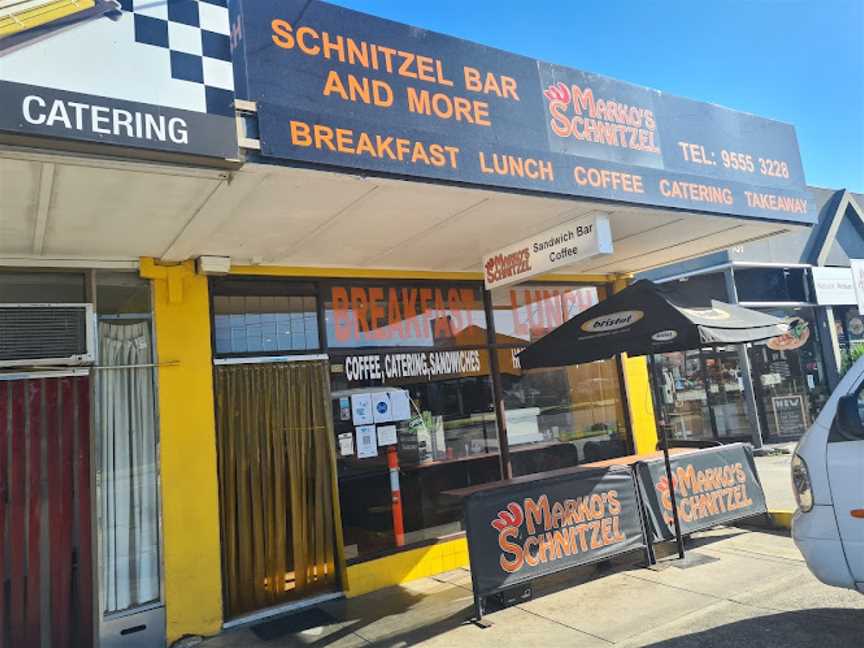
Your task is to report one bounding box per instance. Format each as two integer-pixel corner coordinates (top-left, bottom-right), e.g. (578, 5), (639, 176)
(825, 380), (864, 585)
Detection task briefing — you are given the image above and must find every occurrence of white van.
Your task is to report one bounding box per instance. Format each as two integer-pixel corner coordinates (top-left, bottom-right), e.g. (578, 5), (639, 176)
(792, 355), (864, 593)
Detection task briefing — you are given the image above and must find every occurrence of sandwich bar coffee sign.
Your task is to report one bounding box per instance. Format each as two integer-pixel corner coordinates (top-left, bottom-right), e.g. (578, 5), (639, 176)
(483, 214), (613, 289)
(231, 0), (815, 224)
(464, 466), (646, 597)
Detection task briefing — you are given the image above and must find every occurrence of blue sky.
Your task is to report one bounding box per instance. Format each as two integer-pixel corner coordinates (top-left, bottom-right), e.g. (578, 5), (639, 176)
(330, 0), (864, 192)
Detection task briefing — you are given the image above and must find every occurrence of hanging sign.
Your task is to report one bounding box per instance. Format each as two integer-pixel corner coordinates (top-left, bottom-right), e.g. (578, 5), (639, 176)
(483, 214), (613, 290)
(635, 444), (767, 542)
(851, 260), (864, 314)
(462, 466), (646, 598)
(811, 267), (856, 305)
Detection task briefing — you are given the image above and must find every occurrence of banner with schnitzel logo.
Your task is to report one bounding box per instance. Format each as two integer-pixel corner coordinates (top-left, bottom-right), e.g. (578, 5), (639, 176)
(635, 443), (767, 542)
(463, 466), (646, 597)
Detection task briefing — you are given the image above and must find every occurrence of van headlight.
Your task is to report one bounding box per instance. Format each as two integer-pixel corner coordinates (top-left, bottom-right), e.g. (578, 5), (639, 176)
(791, 453), (813, 512)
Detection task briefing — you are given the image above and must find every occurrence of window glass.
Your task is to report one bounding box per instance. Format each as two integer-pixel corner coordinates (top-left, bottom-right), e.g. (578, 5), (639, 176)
(735, 268), (808, 303)
(96, 271), (150, 315)
(324, 282), (486, 349)
(500, 360), (628, 475)
(835, 305), (864, 371)
(490, 283), (599, 344)
(330, 350), (498, 560)
(0, 271), (86, 303)
(653, 350), (712, 441)
(212, 280), (320, 356)
(749, 307), (829, 438)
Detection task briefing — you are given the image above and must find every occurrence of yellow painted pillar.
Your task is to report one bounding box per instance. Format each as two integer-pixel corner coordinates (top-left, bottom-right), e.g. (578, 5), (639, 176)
(141, 258), (223, 643)
(612, 276), (659, 455)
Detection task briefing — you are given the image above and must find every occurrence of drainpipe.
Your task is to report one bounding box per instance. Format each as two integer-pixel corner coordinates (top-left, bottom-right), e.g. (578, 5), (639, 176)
(724, 268), (765, 451)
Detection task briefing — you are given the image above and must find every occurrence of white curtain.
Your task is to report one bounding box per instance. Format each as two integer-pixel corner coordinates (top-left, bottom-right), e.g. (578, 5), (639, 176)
(98, 321), (160, 613)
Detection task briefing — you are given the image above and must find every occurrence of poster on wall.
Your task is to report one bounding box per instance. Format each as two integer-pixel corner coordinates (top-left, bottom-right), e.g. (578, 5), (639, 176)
(351, 393), (374, 425)
(0, 0), (237, 158)
(355, 425), (378, 458)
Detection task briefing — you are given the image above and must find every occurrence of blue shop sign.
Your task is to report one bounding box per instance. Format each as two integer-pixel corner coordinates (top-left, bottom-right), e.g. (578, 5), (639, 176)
(230, 0), (814, 224)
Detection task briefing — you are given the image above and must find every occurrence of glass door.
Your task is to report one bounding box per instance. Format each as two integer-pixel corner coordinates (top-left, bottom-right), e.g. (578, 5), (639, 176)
(702, 346), (750, 439)
(653, 351), (713, 442)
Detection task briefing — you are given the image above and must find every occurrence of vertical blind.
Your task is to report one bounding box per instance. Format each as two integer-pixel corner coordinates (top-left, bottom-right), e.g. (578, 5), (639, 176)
(215, 361), (342, 618)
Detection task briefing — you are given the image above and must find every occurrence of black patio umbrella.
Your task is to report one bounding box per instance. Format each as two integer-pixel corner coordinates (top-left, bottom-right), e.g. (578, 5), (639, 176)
(516, 279), (788, 559)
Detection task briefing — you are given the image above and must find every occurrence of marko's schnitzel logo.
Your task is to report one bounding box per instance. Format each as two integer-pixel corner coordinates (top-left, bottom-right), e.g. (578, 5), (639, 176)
(491, 491), (628, 574)
(543, 82), (660, 155)
(485, 247), (531, 286)
(655, 462), (753, 526)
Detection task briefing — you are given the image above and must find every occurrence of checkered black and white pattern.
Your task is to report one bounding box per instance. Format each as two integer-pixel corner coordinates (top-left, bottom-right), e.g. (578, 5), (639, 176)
(120, 0), (234, 116)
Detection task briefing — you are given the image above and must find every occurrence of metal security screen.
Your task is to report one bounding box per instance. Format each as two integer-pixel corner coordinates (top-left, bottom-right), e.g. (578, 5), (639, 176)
(0, 306), (89, 362)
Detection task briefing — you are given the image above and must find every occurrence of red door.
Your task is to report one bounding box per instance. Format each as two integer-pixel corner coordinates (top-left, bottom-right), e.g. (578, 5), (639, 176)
(0, 374), (93, 648)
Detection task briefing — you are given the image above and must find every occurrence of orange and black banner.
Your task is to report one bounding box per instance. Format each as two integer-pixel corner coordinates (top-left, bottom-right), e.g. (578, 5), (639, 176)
(462, 465), (647, 599)
(635, 443), (767, 542)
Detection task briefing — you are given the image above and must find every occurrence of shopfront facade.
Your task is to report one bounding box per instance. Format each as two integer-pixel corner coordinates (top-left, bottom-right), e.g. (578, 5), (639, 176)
(642, 188), (864, 446)
(0, 1), (822, 646)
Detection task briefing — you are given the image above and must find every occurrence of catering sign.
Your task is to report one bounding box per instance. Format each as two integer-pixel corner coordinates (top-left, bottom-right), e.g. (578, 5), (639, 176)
(230, 0), (815, 224)
(463, 466), (646, 597)
(483, 214), (613, 289)
(636, 444), (767, 542)
(811, 267), (856, 305)
(0, 1), (236, 158)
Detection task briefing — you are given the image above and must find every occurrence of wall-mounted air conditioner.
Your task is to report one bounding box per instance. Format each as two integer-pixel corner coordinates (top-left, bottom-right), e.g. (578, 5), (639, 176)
(0, 304), (94, 367)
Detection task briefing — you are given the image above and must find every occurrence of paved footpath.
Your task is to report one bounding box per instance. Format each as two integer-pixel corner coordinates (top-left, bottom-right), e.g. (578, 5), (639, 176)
(203, 527), (863, 648)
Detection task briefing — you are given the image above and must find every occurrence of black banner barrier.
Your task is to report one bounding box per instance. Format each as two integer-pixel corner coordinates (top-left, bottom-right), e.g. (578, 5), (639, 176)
(461, 465), (648, 618)
(635, 443), (767, 543)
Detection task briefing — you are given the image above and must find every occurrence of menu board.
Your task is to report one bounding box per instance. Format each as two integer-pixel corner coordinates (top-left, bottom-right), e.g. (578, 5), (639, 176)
(771, 395), (808, 436)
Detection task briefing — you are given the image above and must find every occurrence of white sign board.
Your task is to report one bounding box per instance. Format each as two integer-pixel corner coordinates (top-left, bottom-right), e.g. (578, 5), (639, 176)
(852, 260), (864, 314)
(355, 425), (378, 458)
(482, 214), (613, 290)
(811, 267), (856, 305)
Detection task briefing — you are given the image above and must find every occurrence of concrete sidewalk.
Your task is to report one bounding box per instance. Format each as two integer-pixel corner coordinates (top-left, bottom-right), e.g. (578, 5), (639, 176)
(754, 443), (796, 512)
(202, 528), (863, 647)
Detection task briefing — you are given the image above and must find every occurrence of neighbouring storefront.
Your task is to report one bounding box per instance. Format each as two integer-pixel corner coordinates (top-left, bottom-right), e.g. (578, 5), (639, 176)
(0, 1), (825, 646)
(643, 188), (864, 446)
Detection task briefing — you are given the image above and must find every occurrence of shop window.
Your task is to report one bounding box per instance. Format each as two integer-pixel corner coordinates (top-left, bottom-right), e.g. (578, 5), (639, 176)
(0, 270), (86, 303)
(211, 279), (320, 356)
(735, 268), (807, 303)
(500, 360), (628, 476)
(749, 307), (829, 438)
(330, 350), (498, 560)
(323, 281), (486, 349)
(490, 283), (598, 343)
(835, 306), (864, 372)
(94, 272), (161, 615)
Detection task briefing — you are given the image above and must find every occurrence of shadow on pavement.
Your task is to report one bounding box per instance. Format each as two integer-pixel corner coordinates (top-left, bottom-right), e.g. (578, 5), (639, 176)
(635, 609), (864, 648)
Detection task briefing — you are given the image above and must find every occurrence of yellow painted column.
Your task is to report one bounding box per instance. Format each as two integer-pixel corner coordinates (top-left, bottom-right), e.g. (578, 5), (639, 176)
(141, 259), (223, 643)
(612, 277), (660, 455)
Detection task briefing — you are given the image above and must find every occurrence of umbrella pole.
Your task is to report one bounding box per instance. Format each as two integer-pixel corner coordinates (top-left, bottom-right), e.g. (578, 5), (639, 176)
(648, 355), (685, 560)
